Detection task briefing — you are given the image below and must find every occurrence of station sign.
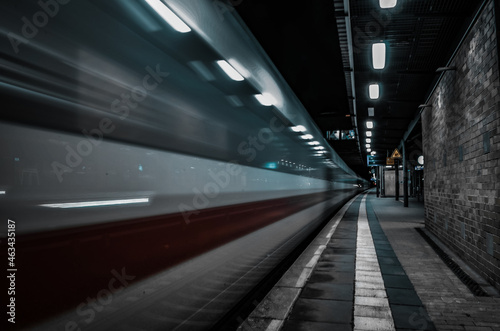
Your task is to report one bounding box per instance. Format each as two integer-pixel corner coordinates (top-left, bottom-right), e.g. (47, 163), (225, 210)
(367, 155), (384, 166)
(391, 148), (402, 159)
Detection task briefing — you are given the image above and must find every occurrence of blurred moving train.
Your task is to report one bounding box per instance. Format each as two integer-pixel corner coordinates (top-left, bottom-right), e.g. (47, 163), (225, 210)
(0, 0), (367, 329)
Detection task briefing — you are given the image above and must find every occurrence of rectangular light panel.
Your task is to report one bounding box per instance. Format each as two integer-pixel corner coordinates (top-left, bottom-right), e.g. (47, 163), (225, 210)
(254, 93), (276, 106)
(144, 0), (191, 33)
(372, 43), (386, 69)
(216, 60), (244, 81)
(369, 84), (380, 99)
(380, 0), (397, 8)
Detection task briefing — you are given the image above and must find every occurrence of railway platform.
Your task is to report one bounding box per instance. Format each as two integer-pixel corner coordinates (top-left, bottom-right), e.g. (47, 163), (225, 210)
(239, 191), (500, 331)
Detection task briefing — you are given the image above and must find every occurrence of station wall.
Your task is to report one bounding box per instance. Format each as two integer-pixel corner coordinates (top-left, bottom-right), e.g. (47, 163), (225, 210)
(422, 0), (500, 291)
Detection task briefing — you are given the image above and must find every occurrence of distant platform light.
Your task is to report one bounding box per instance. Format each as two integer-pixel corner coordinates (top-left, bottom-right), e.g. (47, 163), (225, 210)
(216, 60), (244, 81)
(291, 125), (307, 132)
(366, 144), (371, 148)
(264, 162), (278, 169)
(300, 134), (314, 140)
(366, 138), (372, 143)
(144, 0), (191, 33)
(379, 0), (397, 8)
(254, 93), (276, 106)
(308, 141), (320, 145)
(366, 121), (374, 129)
(313, 146), (325, 150)
(368, 107), (375, 117)
(371, 151), (377, 155)
(366, 131), (372, 137)
(367, 148), (372, 152)
(369, 84), (380, 99)
(372, 43), (386, 69)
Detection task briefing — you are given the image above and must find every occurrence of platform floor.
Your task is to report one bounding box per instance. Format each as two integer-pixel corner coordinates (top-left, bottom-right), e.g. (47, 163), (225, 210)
(239, 191), (500, 331)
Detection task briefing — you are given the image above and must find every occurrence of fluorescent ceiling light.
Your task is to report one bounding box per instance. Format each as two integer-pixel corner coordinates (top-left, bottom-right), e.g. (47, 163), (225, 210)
(368, 107), (375, 116)
(308, 141), (320, 145)
(291, 125), (307, 132)
(371, 151), (377, 155)
(40, 198), (149, 209)
(300, 134), (314, 140)
(372, 43), (386, 69)
(144, 0), (191, 33)
(367, 148), (372, 152)
(216, 60), (244, 81)
(313, 146), (325, 150)
(228, 60), (250, 78)
(254, 93), (276, 106)
(366, 144), (371, 148)
(0, 190), (5, 195)
(380, 0), (397, 8)
(366, 138), (372, 143)
(366, 121), (374, 129)
(366, 131), (372, 137)
(369, 84), (380, 99)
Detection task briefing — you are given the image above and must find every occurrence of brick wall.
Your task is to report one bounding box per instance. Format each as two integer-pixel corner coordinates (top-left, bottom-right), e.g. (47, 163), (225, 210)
(422, 0), (500, 291)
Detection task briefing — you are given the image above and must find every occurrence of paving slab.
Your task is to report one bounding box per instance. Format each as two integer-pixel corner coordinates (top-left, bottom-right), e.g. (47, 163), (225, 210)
(287, 298), (353, 324)
(301, 282), (353, 301)
(240, 191), (500, 331)
(369, 192), (500, 331)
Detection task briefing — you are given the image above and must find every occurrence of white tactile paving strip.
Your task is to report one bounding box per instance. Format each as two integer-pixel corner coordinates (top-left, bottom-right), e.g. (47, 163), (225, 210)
(354, 194), (396, 331)
(239, 193), (402, 331)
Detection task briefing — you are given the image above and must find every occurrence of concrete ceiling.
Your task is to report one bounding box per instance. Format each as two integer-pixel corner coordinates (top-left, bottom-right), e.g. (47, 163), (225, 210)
(235, 0), (483, 178)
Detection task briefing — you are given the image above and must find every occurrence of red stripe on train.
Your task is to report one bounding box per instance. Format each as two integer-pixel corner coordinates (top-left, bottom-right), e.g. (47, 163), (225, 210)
(2, 192), (331, 328)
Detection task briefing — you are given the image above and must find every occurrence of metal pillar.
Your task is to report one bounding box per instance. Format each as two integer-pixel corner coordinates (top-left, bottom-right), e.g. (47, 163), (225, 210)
(402, 139), (408, 207)
(376, 166), (380, 197)
(395, 159), (399, 201)
(382, 166), (386, 197)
